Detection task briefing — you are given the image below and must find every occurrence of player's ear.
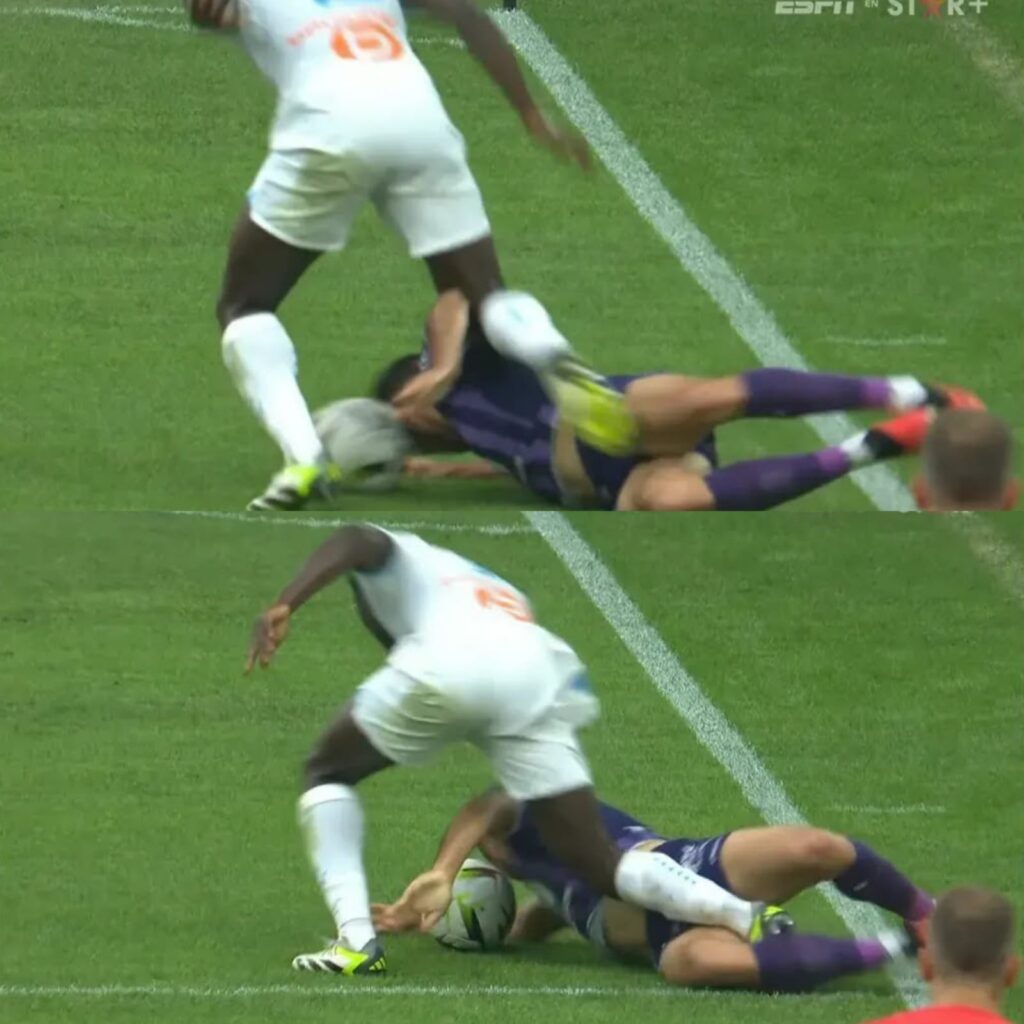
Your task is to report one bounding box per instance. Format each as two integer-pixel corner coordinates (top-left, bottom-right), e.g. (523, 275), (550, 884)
(918, 947), (935, 983)
(1005, 952), (1021, 988)
(912, 475), (930, 511)
(1002, 479), (1020, 510)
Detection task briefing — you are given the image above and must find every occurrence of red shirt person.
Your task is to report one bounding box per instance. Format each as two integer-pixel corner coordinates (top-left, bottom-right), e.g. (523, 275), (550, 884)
(865, 887), (1019, 1024)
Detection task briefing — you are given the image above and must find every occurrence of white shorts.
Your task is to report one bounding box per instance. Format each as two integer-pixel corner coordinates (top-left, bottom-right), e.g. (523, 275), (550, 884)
(350, 632), (599, 801)
(247, 124), (490, 257)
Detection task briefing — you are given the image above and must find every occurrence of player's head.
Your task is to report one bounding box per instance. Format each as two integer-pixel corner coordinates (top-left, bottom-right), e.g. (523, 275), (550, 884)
(920, 887), (1019, 1001)
(373, 353), (421, 405)
(914, 410), (1018, 511)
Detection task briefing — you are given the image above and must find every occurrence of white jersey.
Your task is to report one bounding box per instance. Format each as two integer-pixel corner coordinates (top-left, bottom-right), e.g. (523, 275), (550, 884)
(353, 530), (535, 644)
(238, 0), (451, 152)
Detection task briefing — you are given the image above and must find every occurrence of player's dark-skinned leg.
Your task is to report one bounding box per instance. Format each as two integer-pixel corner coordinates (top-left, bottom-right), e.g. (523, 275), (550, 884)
(217, 209), (321, 327)
(217, 211), (327, 476)
(297, 706), (394, 960)
(427, 237), (637, 454)
(526, 787), (759, 936)
(423, 235), (504, 310)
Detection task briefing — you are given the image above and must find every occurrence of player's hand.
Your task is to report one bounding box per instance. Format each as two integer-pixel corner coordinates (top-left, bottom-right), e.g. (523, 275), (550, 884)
(371, 900), (423, 934)
(185, 0), (239, 30)
(244, 603), (291, 674)
(522, 108), (591, 172)
(392, 368), (455, 422)
(384, 870), (454, 933)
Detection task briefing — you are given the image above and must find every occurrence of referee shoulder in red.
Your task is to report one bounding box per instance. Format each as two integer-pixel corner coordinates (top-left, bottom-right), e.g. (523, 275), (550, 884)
(865, 887), (1018, 1024)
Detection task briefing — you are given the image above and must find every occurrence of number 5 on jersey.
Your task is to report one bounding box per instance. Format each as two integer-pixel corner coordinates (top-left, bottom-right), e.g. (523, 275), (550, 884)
(331, 14), (405, 61)
(474, 584), (533, 623)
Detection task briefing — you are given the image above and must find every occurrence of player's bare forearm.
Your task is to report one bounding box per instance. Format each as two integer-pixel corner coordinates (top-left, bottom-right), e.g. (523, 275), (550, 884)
(410, 0), (537, 121)
(432, 789), (519, 880)
(510, 899), (567, 944)
(426, 290), (470, 377)
(403, 457), (507, 480)
(276, 525), (393, 612)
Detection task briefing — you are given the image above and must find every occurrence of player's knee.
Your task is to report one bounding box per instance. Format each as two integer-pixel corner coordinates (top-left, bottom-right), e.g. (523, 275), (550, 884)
(303, 744), (353, 790)
(790, 828), (850, 877)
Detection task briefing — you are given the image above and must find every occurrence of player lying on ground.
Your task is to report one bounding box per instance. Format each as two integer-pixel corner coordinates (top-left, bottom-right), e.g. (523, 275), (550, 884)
(245, 525), (781, 976)
(187, 0), (632, 512)
(914, 410), (1018, 511)
(374, 789), (933, 992)
(373, 291), (983, 510)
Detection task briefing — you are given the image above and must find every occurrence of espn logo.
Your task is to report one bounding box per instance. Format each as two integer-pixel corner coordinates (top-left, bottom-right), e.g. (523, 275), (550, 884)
(775, 1), (856, 12)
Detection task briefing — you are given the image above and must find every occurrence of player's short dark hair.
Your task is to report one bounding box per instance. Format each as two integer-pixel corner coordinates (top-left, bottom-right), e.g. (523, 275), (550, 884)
(923, 409), (1013, 506)
(931, 887), (1016, 983)
(373, 354), (421, 404)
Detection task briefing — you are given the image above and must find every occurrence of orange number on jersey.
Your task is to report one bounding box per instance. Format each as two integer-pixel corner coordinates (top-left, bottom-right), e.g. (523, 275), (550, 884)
(331, 14), (405, 62)
(474, 584), (533, 623)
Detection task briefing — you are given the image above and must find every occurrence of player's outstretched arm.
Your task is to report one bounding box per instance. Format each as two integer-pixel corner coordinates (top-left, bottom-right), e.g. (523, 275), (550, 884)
(407, 0), (589, 169)
(403, 457), (508, 480)
(431, 789), (519, 882)
(244, 526), (393, 673)
(372, 790), (519, 933)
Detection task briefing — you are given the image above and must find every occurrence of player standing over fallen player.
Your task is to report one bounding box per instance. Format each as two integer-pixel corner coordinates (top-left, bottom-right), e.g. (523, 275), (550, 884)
(245, 525), (780, 975)
(186, 0), (630, 511)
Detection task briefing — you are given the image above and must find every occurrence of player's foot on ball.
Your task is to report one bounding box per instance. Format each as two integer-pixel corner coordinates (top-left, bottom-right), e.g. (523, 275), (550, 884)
(291, 938), (387, 975)
(749, 903), (795, 943)
(247, 462), (341, 512)
(547, 358), (638, 457)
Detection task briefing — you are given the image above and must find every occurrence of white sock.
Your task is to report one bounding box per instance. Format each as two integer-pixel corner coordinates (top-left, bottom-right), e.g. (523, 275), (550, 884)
(222, 313), (324, 466)
(480, 291), (572, 371)
(886, 376), (929, 411)
(840, 430), (873, 467)
(614, 849), (755, 938)
(298, 783), (376, 950)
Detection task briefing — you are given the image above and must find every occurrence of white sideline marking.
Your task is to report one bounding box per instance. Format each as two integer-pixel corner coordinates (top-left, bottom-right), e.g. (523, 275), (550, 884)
(947, 17), (1024, 121)
(831, 804), (947, 816)
(0, 983), (878, 1002)
(526, 511), (925, 1008)
(828, 336), (948, 349)
(162, 509), (532, 536)
(498, 10), (1024, 604)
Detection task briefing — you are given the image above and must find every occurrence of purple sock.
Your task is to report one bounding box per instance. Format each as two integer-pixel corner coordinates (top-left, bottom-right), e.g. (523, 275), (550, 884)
(705, 448), (850, 511)
(753, 934), (890, 993)
(742, 368), (890, 418)
(834, 840), (934, 920)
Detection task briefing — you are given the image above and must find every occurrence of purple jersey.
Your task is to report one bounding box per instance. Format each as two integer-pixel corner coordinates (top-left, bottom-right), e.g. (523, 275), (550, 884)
(429, 338), (719, 509)
(505, 800), (734, 964)
(505, 800), (662, 945)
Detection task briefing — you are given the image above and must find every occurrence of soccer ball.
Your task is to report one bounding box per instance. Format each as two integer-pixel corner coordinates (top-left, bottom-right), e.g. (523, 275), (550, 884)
(429, 859), (517, 952)
(312, 398), (410, 492)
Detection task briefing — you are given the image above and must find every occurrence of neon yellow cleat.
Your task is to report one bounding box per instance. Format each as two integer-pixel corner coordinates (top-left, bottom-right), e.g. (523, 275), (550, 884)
(247, 463), (341, 512)
(749, 904), (795, 943)
(291, 939), (387, 975)
(547, 359), (638, 457)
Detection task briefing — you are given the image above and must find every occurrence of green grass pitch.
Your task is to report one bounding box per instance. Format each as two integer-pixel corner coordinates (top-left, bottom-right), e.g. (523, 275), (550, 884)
(1, 0), (1021, 511)
(1, 511), (1022, 1023)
